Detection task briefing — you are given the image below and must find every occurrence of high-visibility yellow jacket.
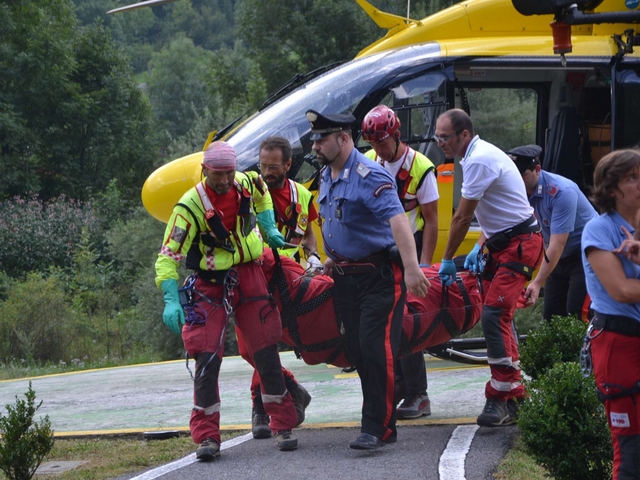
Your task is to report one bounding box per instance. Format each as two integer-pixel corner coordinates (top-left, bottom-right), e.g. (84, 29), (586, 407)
(365, 146), (436, 233)
(155, 172), (271, 287)
(272, 179), (315, 259)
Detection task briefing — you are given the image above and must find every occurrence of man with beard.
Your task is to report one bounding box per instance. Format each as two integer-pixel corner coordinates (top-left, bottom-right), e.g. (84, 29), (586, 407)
(242, 135), (316, 440)
(155, 141), (299, 459)
(362, 105), (439, 420)
(306, 109), (430, 450)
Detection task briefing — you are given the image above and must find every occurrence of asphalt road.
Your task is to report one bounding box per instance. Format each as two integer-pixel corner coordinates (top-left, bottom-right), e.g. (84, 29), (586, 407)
(0, 352), (519, 479)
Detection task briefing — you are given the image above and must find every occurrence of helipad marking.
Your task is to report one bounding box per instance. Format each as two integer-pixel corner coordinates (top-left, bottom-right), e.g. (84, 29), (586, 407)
(127, 432), (254, 480)
(438, 425), (479, 479)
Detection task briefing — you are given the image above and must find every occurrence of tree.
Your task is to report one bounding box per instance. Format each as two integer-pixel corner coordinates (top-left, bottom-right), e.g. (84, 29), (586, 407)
(235, 0), (463, 95)
(147, 36), (216, 140)
(0, 0), (158, 202)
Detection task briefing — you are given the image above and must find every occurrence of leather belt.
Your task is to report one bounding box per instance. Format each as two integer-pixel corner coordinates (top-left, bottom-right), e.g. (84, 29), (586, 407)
(593, 312), (640, 337)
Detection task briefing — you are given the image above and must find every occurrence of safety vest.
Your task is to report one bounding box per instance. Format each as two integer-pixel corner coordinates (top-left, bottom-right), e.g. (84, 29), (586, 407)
(155, 172), (270, 286)
(365, 146), (436, 233)
(273, 179), (314, 259)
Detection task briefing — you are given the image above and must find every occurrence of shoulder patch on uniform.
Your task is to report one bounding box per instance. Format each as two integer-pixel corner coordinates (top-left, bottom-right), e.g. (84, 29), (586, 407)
(373, 183), (394, 197)
(170, 225), (187, 243)
(355, 162), (371, 178)
(546, 185), (559, 197)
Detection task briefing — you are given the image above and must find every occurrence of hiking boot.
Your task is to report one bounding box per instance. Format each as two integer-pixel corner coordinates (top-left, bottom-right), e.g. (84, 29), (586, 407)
(507, 397), (525, 423)
(290, 383), (312, 427)
(275, 430), (298, 451)
(252, 409), (272, 439)
(195, 438), (220, 461)
(477, 398), (512, 427)
(397, 393), (431, 419)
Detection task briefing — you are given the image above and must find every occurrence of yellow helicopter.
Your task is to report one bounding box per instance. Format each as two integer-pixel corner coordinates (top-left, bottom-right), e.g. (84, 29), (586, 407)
(113, 0), (640, 264)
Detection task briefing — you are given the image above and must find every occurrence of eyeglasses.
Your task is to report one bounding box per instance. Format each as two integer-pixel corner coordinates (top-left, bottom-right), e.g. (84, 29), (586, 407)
(433, 130), (463, 144)
(258, 164), (285, 172)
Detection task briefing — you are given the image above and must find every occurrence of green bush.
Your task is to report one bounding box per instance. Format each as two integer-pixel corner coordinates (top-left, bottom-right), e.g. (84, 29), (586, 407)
(0, 274), (73, 363)
(519, 362), (612, 480)
(520, 315), (587, 381)
(0, 382), (54, 480)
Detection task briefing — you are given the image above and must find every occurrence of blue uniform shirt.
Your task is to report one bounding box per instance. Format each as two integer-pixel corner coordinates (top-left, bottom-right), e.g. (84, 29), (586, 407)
(318, 148), (404, 261)
(530, 170), (597, 258)
(581, 211), (640, 321)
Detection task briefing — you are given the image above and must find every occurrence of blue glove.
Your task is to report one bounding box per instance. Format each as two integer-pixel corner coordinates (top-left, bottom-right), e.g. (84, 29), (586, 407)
(438, 259), (456, 287)
(419, 264), (430, 268)
(256, 210), (285, 248)
(161, 279), (185, 335)
(464, 243), (483, 273)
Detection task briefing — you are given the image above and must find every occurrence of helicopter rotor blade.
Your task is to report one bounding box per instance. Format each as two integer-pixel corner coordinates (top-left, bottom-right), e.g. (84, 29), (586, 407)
(107, 0), (177, 15)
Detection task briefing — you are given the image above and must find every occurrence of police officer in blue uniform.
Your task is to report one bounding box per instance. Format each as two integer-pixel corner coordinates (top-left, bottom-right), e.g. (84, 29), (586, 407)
(306, 110), (430, 450)
(507, 145), (597, 320)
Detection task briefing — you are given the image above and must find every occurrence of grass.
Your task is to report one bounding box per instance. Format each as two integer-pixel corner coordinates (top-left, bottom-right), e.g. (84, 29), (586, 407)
(494, 436), (551, 480)
(6, 432), (240, 480)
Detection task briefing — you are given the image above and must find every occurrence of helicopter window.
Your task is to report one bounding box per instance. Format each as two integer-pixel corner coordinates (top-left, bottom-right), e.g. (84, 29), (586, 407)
(459, 87), (538, 151)
(225, 43), (443, 186)
(357, 72), (450, 167)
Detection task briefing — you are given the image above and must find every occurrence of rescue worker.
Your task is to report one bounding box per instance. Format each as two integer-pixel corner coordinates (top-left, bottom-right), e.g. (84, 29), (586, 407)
(581, 149), (640, 480)
(306, 109), (430, 449)
(155, 141), (299, 460)
(435, 109), (543, 427)
(507, 144), (597, 320)
(362, 105), (438, 419)
(243, 135), (317, 440)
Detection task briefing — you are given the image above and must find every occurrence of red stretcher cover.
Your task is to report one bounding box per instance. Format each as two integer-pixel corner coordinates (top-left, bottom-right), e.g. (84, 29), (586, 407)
(260, 250), (483, 368)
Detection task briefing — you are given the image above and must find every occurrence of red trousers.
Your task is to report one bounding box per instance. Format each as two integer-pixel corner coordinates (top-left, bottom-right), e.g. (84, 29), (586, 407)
(592, 329), (640, 480)
(181, 261), (297, 444)
(482, 232), (543, 401)
(236, 328), (299, 411)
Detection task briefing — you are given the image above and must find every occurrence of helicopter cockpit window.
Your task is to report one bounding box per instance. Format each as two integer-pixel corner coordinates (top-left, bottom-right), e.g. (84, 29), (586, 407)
(356, 72), (449, 167)
(226, 43), (442, 185)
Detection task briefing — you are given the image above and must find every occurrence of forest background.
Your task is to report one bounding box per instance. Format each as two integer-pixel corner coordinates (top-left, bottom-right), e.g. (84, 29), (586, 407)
(0, 0), (462, 374)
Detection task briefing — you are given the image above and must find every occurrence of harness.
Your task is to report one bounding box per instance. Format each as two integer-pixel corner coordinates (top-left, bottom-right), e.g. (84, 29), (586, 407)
(481, 215), (542, 282)
(180, 266), (277, 381)
(391, 147), (434, 212)
(273, 179), (306, 244)
(580, 314), (640, 403)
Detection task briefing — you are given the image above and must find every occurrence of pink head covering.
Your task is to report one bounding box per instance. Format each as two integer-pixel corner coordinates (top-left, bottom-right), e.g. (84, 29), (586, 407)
(202, 141), (237, 170)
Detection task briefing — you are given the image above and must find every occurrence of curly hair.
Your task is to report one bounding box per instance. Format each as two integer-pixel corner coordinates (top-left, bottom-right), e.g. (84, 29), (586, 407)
(591, 149), (640, 213)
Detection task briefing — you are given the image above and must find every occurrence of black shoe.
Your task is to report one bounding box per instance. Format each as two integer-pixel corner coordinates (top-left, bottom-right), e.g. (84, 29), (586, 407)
(275, 429), (298, 451)
(477, 398), (512, 427)
(252, 408), (271, 439)
(196, 438), (220, 461)
(349, 433), (383, 450)
(290, 384), (312, 427)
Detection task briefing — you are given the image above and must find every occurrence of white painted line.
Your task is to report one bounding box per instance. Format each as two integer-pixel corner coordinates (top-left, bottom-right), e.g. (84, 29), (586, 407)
(438, 425), (479, 480)
(129, 432), (253, 480)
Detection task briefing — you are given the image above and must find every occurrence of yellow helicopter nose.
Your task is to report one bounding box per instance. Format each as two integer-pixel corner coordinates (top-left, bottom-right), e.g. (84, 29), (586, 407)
(141, 151), (204, 223)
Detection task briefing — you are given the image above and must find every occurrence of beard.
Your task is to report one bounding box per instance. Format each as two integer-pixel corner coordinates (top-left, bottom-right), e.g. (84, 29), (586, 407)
(264, 173), (286, 189)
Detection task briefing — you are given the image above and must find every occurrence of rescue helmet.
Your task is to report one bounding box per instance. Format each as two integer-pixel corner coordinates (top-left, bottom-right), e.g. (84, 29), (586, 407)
(361, 105), (401, 143)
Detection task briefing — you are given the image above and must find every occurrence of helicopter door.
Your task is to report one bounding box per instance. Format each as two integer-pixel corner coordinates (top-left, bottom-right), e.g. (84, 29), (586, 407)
(613, 66), (640, 151)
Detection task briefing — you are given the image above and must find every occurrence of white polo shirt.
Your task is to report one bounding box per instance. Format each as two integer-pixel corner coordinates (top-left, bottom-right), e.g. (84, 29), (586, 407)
(460, 136), (533, 238)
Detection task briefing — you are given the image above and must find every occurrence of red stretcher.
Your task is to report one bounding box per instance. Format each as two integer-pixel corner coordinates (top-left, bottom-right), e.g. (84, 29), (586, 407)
(260, 250), (483, 368)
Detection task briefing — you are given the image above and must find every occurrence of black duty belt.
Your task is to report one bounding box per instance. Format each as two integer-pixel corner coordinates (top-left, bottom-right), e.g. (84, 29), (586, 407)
(500, 215), (540, 239)
(593, 312), (640, 337)
(333, 250), (391, 276)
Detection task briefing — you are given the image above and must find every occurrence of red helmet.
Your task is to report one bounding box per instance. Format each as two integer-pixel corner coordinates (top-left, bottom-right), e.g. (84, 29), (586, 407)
(361, 105), (401, 143)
